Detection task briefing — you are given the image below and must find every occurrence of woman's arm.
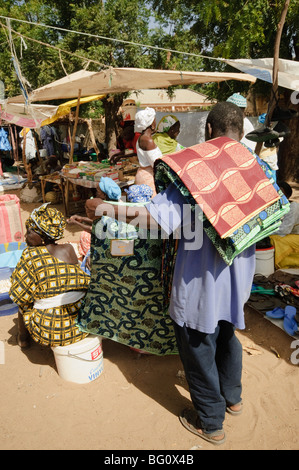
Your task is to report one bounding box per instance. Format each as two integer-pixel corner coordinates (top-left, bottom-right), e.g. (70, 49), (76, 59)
(67, 215), (93, 233)
(94, 200), (159, 231)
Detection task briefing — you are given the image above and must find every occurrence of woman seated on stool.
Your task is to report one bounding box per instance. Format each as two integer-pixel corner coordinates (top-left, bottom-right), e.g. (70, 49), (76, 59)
(9, 203), (90, 349)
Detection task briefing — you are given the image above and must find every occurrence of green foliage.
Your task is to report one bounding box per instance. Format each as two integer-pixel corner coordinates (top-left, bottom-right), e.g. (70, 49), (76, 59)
(150, 0), (298, 101)
(0, 0), (297, 110)
(80, 99), (105, 118)
(0, 0), (156, 100)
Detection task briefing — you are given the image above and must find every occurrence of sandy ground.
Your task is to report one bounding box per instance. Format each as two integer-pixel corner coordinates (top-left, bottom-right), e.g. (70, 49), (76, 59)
(1, 189), (299, 451)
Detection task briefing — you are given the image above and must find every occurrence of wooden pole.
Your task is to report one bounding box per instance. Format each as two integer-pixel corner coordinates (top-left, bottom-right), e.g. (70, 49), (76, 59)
(255, 0), (291, 155)
(86, 118), (100, 157)
(21, 129), (32, 184)
(65, 89), (81, 216)
(33, 132), (42, 163)
(69, 89), (82, 164)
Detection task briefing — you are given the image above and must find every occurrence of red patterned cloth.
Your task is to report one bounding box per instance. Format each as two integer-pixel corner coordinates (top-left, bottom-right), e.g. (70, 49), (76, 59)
(161, 137), (280, 238)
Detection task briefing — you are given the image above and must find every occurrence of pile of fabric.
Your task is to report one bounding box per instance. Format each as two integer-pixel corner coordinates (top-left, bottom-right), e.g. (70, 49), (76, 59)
(154, 136), (289, 266)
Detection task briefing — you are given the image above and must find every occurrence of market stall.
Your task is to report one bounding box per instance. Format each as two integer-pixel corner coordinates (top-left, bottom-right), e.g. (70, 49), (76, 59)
(59, 158), (139, 216)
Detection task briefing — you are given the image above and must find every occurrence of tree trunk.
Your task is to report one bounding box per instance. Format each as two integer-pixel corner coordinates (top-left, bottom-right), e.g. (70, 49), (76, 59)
(103, 94), (124, 154)
(276, 99), (299, 183)
(276, 35), (299, 184)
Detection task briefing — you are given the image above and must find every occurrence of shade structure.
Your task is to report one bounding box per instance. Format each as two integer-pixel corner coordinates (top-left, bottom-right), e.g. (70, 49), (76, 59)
(7, 67), (256, 104)
(0, 95), (104, 128)
(224, 58), (299, 92)
(0, 101), (59, 127)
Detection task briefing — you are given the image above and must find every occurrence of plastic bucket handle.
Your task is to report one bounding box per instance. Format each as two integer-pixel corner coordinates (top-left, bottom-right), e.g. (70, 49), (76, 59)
(67, 351), (100, 362)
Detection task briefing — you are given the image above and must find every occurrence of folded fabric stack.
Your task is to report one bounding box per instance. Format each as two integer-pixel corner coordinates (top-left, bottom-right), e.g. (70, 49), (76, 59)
(154, 137), (290, 265)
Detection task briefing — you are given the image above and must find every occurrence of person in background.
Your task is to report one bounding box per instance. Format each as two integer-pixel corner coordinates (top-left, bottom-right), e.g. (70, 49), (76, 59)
(226, 92), (255, 150)
(9, 203), (90, 349)
(153, 114), (184, 155)
(110, 125), (141, 165)
(134, 107), (162, 196)
(274, 182), (299, 235)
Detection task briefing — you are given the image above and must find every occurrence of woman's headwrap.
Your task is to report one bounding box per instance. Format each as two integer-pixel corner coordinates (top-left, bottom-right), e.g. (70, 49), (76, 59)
(26, 203), (66, 240)
(157, 114), (178, 133)
(99, 177), (121, 201)
(124, 184), (153, 203)
(134, 107), (156, 133)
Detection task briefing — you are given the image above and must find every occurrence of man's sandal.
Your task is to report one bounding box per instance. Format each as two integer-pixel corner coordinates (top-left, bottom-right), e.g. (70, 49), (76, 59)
(179, 408), (226, 445)
(226, 402), (243, 416)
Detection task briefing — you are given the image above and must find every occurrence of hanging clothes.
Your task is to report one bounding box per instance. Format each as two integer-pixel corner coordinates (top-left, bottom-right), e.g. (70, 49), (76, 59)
(19, 128), (36, 161)
(0, 128), (12, 151)
(40, 125), (56, 156)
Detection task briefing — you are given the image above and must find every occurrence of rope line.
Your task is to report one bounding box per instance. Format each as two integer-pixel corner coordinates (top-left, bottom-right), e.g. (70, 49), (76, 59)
(0, 14), (222, 63)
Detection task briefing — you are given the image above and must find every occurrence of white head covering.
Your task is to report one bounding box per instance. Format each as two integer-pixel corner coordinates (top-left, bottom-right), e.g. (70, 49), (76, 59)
(157, 114), (178, 133)
(226, 92), (247, 108)
(134, 107), (156, 132)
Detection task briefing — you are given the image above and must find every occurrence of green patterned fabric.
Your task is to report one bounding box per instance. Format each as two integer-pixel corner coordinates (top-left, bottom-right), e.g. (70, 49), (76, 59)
(154, 152), (290, 266)
(77, 215), (178, 355)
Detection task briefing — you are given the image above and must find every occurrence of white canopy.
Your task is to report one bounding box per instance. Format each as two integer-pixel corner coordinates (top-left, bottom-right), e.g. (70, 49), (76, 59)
(0, 102), (59, 127)
(7, 67), (256, 103)
(224, 58), (299, 92)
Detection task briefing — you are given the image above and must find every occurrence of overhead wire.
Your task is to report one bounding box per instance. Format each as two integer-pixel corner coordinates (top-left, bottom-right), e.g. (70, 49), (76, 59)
(0, 14), (222, 63)
(0, 21), (109, 69)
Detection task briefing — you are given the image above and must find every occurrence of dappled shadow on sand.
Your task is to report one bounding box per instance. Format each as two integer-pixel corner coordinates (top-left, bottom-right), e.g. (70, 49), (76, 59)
(7, 315), (190, 416)
(99, 338), (191, 417)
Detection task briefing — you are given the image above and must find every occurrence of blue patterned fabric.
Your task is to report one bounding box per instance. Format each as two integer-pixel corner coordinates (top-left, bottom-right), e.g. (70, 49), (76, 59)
(124, 184), (153, 203)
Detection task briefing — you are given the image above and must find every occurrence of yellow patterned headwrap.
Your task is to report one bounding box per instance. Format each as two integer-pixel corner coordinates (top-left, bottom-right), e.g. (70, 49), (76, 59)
(26, 203), (66, 240)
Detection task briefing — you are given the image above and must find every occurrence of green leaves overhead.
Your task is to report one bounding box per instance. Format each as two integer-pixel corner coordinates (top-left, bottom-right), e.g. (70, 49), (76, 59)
(0, 0), (297, 103)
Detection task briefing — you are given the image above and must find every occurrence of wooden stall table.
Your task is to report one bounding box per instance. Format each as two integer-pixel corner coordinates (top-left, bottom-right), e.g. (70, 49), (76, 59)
(61, 160), (138, 216)
(39, 172), (68, 215)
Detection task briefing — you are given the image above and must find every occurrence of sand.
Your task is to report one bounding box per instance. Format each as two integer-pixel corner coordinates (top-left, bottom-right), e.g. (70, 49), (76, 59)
(0, 191), (299, 451)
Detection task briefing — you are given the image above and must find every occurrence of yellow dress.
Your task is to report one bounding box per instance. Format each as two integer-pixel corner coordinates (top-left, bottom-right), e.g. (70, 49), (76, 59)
(9, 246), (90, 346)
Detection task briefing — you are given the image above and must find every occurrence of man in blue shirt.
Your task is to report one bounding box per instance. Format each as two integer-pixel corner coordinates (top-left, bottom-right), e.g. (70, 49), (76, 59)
(95, 102), (256, 446)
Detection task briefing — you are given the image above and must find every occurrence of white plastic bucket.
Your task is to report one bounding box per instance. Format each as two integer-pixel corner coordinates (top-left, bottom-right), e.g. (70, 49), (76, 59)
(255, 246), (275, 277)
(51, 335), (103, 384)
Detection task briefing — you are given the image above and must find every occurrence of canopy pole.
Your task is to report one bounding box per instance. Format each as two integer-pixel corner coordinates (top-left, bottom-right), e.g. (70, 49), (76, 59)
(65, 89), (81, 217)
(21, 129), (32, 184)
(255, 0), (291, 155)
(69, 89), (82, 164)
(86, 118), (100, 158)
